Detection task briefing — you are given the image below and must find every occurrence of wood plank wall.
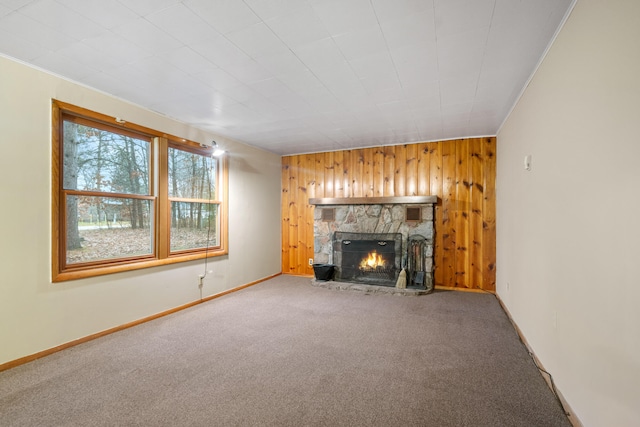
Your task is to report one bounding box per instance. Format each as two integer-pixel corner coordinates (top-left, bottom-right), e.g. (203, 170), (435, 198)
(281, 137), (496, 291)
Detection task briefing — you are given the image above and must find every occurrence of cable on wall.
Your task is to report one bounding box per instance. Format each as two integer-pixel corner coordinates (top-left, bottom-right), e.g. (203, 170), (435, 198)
(478, 286), (571, 418)
(199, 141), (225, 300)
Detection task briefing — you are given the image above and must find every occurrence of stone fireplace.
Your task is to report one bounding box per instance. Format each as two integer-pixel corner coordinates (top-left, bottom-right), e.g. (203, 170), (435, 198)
(310, 196), (436, 293)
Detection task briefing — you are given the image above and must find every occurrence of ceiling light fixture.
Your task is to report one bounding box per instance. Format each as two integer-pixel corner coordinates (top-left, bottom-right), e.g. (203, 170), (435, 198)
(211, 140), (225, 157)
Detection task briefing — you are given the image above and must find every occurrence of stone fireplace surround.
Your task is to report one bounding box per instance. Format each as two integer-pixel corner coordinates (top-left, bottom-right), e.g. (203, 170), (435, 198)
(310, 196), (436, 295)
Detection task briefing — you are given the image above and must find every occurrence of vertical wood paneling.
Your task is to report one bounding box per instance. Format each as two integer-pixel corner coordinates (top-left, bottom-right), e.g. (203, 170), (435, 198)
(373, 147), (385, 196)
(334, 151), (344, 198)
(429, 143), (444, 287)
(281, 157), (291, 273)
(297, 155), (313, 273)
(351, 149), (365, 197)
(288, 156), (300, 273)
(309, 153), (318, 198)
(482, 138), (497, 291)
(470, 139), (484, 290)
(281, 138), (497, 291)
(363, 148), (374, 197)
(383, 146), (395, 196)
(394, 145), (407, 196)
(417, 143), (430, 196)
(342, 150), (351, 198)
(441, 141), (457, 288)
(405, 143), (418, 196)
(324, 152), (334, 198)
(455, 139), (470, 288)
(306, 154), (319, 274)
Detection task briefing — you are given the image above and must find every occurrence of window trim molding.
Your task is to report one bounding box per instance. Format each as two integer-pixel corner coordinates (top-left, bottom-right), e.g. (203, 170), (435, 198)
(51, 100), (228, 282)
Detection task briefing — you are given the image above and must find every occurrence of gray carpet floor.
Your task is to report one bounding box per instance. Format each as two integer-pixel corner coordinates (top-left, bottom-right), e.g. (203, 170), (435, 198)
(0, 275), (570, 426)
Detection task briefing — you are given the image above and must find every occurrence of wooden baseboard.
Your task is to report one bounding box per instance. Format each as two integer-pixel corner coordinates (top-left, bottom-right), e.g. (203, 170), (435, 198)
(283, 273), (314, 278)
(494, 294), (583, 427)
(435, 285), (495, 294)
(0, 272), (281, 373)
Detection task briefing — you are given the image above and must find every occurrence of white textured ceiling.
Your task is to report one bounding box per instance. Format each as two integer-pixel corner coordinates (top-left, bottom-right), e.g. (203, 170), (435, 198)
(0, 0), (573, 155)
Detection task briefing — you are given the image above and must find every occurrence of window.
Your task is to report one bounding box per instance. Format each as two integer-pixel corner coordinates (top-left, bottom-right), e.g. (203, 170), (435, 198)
(52, 100), (228, 281)
(167, 144), (220, 253)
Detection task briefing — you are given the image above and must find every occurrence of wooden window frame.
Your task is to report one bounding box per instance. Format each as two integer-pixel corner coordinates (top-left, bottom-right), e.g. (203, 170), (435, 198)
(52, 100), (228, 282)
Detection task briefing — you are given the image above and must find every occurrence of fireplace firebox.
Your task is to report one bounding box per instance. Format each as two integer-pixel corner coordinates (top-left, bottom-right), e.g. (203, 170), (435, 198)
(332, 232), (402, 287)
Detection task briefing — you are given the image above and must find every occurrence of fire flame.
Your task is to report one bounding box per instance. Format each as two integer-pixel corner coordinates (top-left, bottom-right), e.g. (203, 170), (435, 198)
(360, 251), (385, 269)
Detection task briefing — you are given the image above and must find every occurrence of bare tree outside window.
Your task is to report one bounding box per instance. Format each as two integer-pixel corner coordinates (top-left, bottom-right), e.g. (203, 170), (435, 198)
(62, 119), (153, 264)
(52, 101), (228, 281)
(168, 146), (219, 252)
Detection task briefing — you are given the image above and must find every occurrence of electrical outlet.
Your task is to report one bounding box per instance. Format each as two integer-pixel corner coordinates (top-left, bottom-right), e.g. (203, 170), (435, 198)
(309, 258), (313, 266)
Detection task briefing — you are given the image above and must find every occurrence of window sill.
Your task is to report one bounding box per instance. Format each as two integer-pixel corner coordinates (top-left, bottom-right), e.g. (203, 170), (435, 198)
(52, 249), (228, 282)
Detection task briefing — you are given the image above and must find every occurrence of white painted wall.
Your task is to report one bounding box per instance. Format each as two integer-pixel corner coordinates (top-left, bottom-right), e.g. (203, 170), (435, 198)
(0, 56), (282, 366)
(497, 0), (640, 425)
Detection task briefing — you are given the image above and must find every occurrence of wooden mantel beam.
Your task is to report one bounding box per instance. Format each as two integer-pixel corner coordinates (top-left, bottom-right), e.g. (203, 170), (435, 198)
(309, 196), (437, 205)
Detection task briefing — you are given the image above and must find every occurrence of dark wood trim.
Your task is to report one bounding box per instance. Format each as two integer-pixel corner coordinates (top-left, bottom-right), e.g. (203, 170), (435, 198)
(199, 272), (278, 303)
(157, 137), (170, 259)
(0, 273), (281, 373)
(51, 101), (62, 281)
(53, 247), (229, 282)
(168, 197), (222, 204)
(309, 196), (437, 205)
(434, 285), (495, 294)
(62, 190), (155, 200)
(54, 99), (201, 145)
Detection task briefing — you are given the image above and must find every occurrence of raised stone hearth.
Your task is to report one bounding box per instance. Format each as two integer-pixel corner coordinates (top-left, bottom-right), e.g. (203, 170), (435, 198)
(311, 278), (430, 295)
(311, 196), (436, 292)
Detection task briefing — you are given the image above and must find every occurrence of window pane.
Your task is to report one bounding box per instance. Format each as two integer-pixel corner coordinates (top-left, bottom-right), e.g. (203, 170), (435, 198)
(63, 120), (150, 195)
(170, 202), (218, 252)
(168, 147), (216, 199)
(66, 195), (153, 265)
